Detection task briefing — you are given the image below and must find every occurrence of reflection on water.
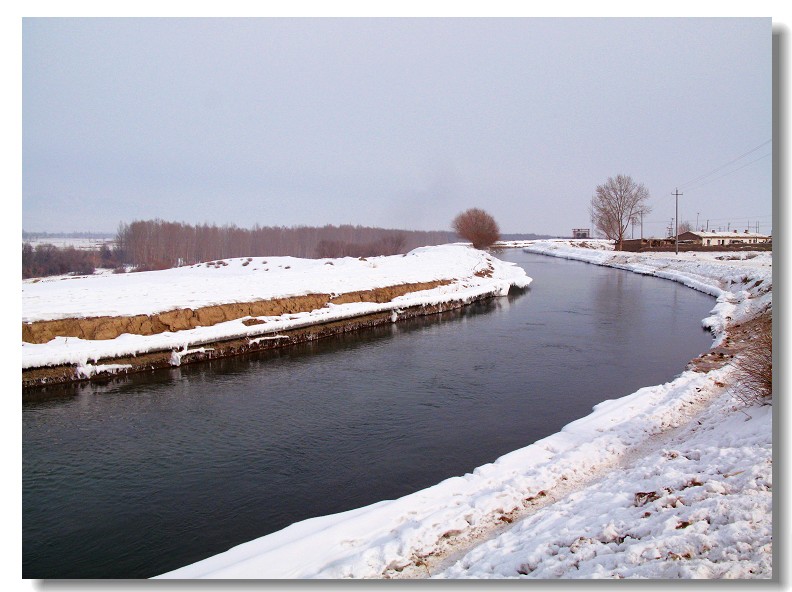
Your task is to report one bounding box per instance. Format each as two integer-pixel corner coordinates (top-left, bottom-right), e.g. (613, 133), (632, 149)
(23, 251), (715, 578)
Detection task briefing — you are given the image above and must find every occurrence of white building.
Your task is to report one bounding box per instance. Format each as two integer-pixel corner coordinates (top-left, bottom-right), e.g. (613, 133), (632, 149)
(677, 230), (771, 247)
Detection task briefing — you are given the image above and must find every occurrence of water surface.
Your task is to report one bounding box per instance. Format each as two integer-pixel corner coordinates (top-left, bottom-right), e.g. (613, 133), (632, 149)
(23, 250), (715, 578)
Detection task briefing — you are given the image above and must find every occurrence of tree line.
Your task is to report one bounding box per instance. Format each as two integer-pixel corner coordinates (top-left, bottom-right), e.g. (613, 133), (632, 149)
(23, 220), (457, 278)
(22, 243), (122, 279)
(115, 220), (456, 268)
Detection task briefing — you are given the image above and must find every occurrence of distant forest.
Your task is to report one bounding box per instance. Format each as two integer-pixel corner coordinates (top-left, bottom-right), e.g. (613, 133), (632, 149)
(22, 220), (453, 278)
(22, 219), (554, 278)
(115, 220), (458, 269)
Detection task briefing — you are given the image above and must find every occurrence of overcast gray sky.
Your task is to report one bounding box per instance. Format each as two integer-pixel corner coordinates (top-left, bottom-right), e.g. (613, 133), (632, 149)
(22, 17), (772, 237)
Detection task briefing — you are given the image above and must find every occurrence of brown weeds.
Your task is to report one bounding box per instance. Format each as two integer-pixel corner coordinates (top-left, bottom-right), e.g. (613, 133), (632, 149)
(729, 311), (772, 406)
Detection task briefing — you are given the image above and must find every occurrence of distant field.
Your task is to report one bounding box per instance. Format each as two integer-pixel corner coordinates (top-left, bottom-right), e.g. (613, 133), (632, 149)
(22, 236), (115, 251)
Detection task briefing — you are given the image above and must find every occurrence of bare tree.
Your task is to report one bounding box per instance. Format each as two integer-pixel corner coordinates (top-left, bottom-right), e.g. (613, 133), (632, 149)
(590, 174), (651, 251)
(452, 208), (501, 250)
(678, 220), (693, 234)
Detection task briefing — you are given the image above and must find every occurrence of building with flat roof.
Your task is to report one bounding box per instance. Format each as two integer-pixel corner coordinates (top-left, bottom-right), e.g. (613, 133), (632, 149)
(677, 230), (770, 247)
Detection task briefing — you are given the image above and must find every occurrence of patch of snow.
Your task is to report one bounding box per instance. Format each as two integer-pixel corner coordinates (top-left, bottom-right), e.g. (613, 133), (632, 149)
(75, 362), (134, 379)
(247, 335), (289, 345)
(169, 346), (215, 367)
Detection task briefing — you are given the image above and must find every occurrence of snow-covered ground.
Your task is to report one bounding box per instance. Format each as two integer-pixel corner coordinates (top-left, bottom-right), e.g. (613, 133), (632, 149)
(22, 236), (114, 250)
(22, 244), (531, 370)
(155, 240), (773, 580)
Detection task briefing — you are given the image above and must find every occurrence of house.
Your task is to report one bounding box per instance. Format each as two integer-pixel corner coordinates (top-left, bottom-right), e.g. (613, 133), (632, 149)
(620, 237), (675, 252)
(677, 230), (771, 247)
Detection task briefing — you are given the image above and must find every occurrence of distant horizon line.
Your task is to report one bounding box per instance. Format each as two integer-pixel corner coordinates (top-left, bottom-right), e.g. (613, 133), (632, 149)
(22, 225), (560, 239)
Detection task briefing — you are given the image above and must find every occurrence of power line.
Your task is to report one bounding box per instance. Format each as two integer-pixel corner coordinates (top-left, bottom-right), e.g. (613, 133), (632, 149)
(683, 152), (771, 192)
(644, 213), (771, 224)
(699, 213), (772, 223)
(677, 139), (771, 190)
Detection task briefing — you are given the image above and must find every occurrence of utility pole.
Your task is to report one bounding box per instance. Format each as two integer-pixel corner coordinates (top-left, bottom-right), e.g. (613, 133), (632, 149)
(696, 212), (700, 232)
(672, 188), (683, 255)
(640, 210), (644, 240)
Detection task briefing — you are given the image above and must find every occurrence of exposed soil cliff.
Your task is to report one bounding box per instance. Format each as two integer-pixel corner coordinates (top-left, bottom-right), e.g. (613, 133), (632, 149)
(22, 279), (501, 390)
(22, 280), (450, 344)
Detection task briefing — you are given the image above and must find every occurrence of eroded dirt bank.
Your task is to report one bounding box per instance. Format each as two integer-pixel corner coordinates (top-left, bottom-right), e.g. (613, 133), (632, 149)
(22, 280), (500, 390)
(22, 280), (451, 344)
(686, 309), (771, 374)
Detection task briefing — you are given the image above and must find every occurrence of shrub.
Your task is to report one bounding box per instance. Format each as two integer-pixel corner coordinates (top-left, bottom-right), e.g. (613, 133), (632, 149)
(134, 260), (172, 272)
(314, 234), (408, 258)
(452, 208), (500, 250)
(729, 312), (772, 406)
(22, 243), (98, 278)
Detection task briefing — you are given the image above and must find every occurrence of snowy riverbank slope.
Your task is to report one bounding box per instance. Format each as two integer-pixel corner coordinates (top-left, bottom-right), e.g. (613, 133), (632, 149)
(157, 241), (773, 579)
(521, 240), (772, 345)
(22, 244), (530, 370)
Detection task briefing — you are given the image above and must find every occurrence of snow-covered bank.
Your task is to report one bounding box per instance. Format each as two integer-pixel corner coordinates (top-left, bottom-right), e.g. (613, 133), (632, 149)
(156, 241), (772, 579)
(22, 245), (531, 371)
(436, 387), (772, 579)
(521, 240), (772, 345)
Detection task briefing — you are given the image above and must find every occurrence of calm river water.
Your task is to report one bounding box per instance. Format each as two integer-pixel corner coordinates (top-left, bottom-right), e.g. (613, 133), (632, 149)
(23, 250), (716, 578)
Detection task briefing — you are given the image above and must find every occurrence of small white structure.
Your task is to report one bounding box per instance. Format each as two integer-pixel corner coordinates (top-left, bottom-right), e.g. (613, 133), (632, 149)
(678, 230), (771, 247)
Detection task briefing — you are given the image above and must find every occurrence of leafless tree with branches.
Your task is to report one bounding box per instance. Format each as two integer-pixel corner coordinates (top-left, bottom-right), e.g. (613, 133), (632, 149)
(590, 174), (652, 250)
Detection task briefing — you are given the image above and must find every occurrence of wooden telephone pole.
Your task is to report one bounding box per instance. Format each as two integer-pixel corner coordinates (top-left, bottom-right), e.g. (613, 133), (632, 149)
(673, 188), (683, 254)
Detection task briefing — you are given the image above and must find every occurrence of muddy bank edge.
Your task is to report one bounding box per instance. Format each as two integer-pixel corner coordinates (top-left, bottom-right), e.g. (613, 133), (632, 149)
(22, 282), (517, 390)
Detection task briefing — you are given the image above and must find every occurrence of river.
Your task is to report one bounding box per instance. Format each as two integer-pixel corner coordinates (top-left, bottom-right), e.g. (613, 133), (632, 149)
(22, 250), (716, 578)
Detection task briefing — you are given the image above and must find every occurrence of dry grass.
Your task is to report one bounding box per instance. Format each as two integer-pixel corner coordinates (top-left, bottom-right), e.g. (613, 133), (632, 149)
(729, 311), (772, 406)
